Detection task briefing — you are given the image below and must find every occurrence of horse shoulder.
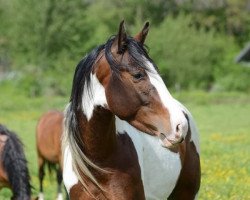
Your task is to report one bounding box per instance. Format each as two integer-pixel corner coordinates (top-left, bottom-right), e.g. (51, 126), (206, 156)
(64, 133), (145, 200)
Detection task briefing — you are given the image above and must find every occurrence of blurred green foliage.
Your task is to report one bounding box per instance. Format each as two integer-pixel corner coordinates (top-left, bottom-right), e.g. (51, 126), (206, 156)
(0, 0), (250, 96)
(149, 14), (237, 90)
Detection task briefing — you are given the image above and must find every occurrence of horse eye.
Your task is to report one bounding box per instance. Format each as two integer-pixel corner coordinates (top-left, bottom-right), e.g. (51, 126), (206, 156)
(133, 72), (144, 80)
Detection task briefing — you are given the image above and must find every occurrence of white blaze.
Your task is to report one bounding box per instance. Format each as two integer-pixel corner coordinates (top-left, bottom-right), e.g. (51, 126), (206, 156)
(146, 61), (189, 139)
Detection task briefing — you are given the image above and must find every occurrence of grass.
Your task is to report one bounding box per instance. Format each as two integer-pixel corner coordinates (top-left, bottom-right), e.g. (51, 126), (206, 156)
(0, 87), (250, 199)
(186, 103), (250, 199)
(0, 85), (68, 199)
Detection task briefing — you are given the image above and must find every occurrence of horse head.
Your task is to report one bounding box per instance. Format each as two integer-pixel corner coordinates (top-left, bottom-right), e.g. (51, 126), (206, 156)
(77, 20), (189, 149)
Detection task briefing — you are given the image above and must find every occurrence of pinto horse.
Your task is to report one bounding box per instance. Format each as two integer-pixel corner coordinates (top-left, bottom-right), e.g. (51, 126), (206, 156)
(36, 111), (64, 200)
(0, 124), (32, 200)
(62, 21), (200, 200)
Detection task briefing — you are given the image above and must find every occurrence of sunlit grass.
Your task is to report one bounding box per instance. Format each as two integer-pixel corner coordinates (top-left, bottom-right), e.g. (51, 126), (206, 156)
(199, 131), (250, 199)
(0, 91), (67, 199)
(185, 98), (250, 200)
(0, 90), (250, 199)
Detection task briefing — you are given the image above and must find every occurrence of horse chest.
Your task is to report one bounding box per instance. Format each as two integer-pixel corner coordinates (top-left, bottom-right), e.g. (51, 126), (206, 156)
(126, 131), (182, 200)
(64, 135), (146, 200)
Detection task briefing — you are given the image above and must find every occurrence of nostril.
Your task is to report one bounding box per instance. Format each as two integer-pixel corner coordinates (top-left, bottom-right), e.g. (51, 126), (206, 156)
(176, 124), (181, 133)
(175, 124), (182, 140)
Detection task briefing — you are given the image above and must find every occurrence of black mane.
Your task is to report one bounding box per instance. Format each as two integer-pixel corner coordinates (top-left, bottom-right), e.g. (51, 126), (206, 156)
(0, 124), (31, 200)
(70, 44), (105, 113)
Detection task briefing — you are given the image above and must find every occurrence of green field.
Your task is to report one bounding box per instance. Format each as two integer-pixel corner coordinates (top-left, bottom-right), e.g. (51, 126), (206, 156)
(0, 90), (249, 199)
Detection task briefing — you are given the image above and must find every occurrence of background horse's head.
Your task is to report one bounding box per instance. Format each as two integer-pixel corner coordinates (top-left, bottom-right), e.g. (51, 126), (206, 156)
(71, 21), (188, 149)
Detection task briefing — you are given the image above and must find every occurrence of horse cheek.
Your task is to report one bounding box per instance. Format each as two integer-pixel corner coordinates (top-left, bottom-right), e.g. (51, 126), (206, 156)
(106, 77), (140, 120)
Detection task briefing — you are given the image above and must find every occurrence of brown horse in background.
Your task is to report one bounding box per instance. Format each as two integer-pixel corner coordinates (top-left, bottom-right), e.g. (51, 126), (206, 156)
(36, 111), (64, 200)
(0, 124), (32, 200)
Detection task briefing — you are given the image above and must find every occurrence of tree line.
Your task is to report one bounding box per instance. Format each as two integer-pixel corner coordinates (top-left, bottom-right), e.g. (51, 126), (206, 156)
(0, 0), (250, 96)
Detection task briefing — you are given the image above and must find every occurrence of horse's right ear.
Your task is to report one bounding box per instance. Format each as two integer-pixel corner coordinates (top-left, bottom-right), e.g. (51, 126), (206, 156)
(134, 22), (149, 44)
(115, 20), (128, 54)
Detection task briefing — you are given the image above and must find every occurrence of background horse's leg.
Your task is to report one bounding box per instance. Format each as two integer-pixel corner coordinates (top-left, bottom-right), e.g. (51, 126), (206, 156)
(56, 167), (63, 200)
(38, 156), (45, 200)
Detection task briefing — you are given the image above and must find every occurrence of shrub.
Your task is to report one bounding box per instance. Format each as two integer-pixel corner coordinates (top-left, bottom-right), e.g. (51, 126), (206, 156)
(147, 14), (242, 91)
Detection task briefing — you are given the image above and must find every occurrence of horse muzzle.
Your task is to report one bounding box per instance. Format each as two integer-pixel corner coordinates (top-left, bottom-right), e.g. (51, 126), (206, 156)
(159, 117), (188, 149)
(159, 132), (184, 148)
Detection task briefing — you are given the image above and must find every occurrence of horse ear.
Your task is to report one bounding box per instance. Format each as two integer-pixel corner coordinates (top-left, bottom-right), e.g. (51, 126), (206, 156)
(134, 22), (149, 44)
(116, 20), (127, 54)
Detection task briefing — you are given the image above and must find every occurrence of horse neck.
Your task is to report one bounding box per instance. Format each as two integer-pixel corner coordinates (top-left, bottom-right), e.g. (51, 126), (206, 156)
(77, 106), (117, 161)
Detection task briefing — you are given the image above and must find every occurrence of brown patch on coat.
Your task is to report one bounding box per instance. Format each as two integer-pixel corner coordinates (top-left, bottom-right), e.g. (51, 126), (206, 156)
(76, 106), (116, 161)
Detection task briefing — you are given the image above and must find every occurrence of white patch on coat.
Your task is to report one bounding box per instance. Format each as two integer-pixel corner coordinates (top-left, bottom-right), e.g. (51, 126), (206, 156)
(63, 145), (78, 194)
(116, 117), (182, 199)
(82, 73), (107, 120)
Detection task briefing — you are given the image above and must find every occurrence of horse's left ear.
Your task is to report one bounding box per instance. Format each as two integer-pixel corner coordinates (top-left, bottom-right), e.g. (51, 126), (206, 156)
(134, 22), (150, 44)
(116, 20), (128, 54)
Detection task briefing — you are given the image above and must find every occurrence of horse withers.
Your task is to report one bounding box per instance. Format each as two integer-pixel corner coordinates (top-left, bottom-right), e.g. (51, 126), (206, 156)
(36, 111), (64, 200)
(0, 124), (32, 200)
(63, 21), (200, 200)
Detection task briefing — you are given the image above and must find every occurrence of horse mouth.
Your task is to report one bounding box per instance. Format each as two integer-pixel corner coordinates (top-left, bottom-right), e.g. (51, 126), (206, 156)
(159, 133), (184, 148)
